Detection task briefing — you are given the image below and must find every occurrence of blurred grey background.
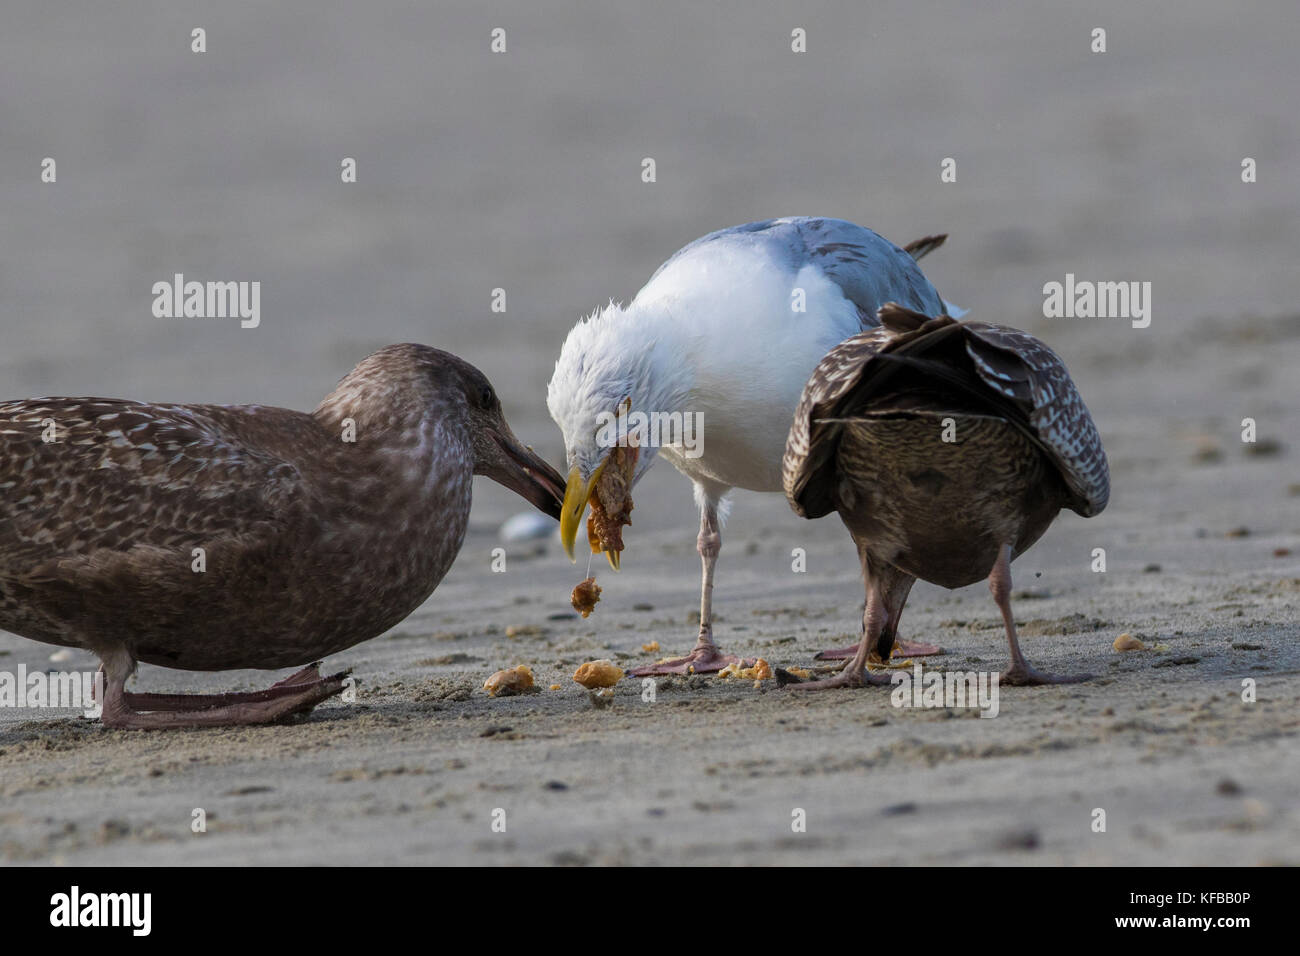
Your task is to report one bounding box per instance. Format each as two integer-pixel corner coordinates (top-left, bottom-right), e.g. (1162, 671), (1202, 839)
(1, 0), (1296, 524)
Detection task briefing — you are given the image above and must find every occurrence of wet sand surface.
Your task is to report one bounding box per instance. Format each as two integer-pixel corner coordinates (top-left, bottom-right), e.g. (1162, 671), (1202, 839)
(1, 1), (1298, 864)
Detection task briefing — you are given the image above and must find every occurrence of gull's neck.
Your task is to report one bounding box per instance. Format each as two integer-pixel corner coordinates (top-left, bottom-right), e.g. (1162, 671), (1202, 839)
(601, 300), (697, 416)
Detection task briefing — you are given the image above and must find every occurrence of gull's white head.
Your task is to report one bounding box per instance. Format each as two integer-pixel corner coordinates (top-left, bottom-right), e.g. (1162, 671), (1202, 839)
(547, 300), (690, 562)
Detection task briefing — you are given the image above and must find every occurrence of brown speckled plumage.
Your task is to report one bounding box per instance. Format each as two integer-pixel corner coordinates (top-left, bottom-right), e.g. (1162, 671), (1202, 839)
(0, 344), (564, 727)
(782, 306), (1109, 688)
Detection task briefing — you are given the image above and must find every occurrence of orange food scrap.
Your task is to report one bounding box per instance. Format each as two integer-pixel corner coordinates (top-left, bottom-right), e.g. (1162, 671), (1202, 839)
(868, 656), (916, 671)
(570, 577), (602, 618)
(483, 665), (535, 697)
(641, 640), (660, 653)
(573, 659), (624, 689)
(1113, 633), (1146, 652)
(717, 658), (773, 681)
(587, 443), (638, 557)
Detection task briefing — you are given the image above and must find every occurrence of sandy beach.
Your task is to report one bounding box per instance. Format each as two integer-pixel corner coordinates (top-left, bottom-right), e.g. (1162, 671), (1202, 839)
(1, 1), (1297, 865)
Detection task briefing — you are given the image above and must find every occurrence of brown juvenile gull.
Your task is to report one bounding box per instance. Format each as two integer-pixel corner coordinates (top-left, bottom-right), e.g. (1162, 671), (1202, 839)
(781, 305), (1109, 690)
(547, 217), (961, 675)
(0, 345), (565, 728)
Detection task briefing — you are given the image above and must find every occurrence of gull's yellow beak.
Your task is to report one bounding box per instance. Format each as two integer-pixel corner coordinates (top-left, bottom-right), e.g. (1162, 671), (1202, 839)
(559, 461), (606, 561)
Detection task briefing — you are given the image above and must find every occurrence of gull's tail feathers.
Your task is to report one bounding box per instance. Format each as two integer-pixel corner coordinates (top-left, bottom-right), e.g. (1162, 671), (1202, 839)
(902, 234), (947, 261)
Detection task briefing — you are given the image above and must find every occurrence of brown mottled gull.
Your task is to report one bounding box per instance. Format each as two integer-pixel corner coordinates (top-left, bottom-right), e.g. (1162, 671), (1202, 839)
(782, 305), (1109, 689)
(0, 345), (564, 727)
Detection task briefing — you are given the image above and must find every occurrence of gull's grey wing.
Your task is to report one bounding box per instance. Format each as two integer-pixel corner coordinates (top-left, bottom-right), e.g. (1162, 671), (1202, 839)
(648, 217), (948, 329)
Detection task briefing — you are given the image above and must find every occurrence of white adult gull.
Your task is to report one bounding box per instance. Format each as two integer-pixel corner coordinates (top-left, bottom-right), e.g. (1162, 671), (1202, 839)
(546, 217), (961, 674)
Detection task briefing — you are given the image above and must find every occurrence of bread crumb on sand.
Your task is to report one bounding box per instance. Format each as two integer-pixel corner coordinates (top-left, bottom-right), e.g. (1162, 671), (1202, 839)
(484, 664), (535, 697)
(573, 659), (624, 688)
(716, 658), (773, 681)
(1114, 633), (1146, 652)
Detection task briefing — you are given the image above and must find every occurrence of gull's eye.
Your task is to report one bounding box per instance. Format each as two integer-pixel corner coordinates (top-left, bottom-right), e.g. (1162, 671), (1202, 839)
(479, 385), (495, 409)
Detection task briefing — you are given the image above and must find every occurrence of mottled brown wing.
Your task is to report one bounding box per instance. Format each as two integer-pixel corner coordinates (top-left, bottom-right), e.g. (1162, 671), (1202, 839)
(0, 398), (305, 566)
(784, 307), (971, 518)
(784, 326), (899, 519)
(961, 324), (1110, 516)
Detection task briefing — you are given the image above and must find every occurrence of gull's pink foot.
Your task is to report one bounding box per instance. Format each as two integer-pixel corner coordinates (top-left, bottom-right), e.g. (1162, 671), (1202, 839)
(1000, 664), (1092, 686)
(894, 638), (943, 657)
(814, 637), (943, 660)
(812, 644), (856, 661)
(627, 642), (749, 676)
(101, 664), (352, 729)
(778, 666), (893, 691)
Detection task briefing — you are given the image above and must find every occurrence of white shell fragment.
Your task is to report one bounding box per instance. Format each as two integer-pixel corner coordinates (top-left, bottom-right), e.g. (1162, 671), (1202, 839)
(499, 511), (558, 543)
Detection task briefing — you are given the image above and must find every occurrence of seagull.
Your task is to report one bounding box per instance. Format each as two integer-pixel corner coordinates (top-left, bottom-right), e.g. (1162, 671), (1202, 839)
(781, 305), (1109, 689)
(546, 217), (961, 674)
(0, 345), (565, 728)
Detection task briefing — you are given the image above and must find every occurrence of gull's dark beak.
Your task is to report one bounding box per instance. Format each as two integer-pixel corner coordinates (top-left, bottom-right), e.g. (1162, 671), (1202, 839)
(485, 429), (566, 520)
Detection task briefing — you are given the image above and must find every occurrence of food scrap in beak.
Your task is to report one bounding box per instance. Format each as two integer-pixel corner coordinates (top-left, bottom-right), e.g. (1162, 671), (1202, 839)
(559, 442), (638, 570)
(588, 443), (638, 570)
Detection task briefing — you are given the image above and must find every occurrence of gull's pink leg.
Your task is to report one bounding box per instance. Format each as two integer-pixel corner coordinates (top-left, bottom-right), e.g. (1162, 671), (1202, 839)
(786, 585), (893, 691)
(815, 637), (942, 660)
(814, 563), (937, 660)
(786, 556), (917, 691)
(628, 493), (751, 676)
(991, 544), (1091, 686)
